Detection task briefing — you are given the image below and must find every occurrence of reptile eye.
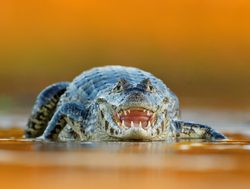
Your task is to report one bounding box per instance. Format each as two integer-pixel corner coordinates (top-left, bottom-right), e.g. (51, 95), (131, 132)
(113, 79), (127, 92)
(141, 78), (155, 92)
(113, 84), (123, 92)
(146, 85), (155, 92)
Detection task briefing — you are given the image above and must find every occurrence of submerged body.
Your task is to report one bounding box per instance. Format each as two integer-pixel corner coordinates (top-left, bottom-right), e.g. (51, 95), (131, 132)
(25, 66), (226, 141)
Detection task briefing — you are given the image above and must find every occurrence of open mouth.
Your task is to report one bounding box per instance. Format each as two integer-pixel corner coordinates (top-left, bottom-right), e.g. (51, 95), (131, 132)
(113, 107), (157, 129)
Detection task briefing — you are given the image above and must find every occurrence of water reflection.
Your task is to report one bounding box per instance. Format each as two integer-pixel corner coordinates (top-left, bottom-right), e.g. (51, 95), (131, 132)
(0, 128), (250, 189)
(0, 128), (250, 153)
(0, 134), (250, 171)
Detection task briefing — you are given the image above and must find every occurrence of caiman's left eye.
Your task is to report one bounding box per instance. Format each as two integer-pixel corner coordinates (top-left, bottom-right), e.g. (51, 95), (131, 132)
(141, 78), (155, 92)
(146, 84), (155, 92)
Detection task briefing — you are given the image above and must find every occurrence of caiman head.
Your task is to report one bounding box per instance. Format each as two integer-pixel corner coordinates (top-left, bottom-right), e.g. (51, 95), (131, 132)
(96, 78), (179, 140)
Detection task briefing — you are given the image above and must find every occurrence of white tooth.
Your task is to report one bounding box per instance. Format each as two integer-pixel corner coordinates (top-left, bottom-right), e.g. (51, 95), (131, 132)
(131, 121), (134, 128)
(147, 111), (150, 116)
(122, 120), (125, 127)
(117, 113), (120, 118)
(124, 111), (127, 116)
(139, 121), (142, 128)
(147, 121), (151, 127)
(128, 110), (130, 114)
(143, 109), (146, 112)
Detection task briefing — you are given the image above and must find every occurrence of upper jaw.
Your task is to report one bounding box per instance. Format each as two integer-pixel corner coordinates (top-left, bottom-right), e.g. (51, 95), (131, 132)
(98, 102), (167, 140)
(111, 106), (166, 140)
(112, 106), (158, 130)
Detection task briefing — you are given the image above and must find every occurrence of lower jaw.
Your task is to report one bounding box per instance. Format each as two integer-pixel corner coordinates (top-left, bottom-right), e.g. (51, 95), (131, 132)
(112, 127), (157, 140)
(109, 119), (168, 140)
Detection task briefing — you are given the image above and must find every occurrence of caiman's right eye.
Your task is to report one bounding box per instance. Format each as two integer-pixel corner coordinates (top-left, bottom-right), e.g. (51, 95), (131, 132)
(113, 84), (123, 92)
(113, 79), (127, 93)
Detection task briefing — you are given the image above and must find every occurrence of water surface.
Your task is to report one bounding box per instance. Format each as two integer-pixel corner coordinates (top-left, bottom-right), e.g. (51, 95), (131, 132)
(0, 108), (250, 189)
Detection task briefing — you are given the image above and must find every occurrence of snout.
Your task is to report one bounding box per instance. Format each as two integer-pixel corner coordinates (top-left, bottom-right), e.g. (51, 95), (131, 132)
(126, 91), (146, 102)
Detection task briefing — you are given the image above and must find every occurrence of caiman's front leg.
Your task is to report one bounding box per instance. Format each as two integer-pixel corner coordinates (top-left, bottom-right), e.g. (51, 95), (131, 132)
(41, 102), (88, 140)
(174, 120), (226, 140)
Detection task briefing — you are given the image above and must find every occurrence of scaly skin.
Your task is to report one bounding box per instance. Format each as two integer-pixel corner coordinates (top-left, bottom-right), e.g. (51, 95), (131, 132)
(25, 66), (226, 141)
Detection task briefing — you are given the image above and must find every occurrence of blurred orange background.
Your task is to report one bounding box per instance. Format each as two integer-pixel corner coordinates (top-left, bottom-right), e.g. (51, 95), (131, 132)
(1, 0), (250, 110)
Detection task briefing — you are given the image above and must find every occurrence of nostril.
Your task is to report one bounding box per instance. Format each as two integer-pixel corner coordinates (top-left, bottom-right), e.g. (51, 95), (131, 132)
(127, 92), (145, 101)
(133, 91), (141, 96)
(132, 91), (143, 97)
(97, 98), (107, 103)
